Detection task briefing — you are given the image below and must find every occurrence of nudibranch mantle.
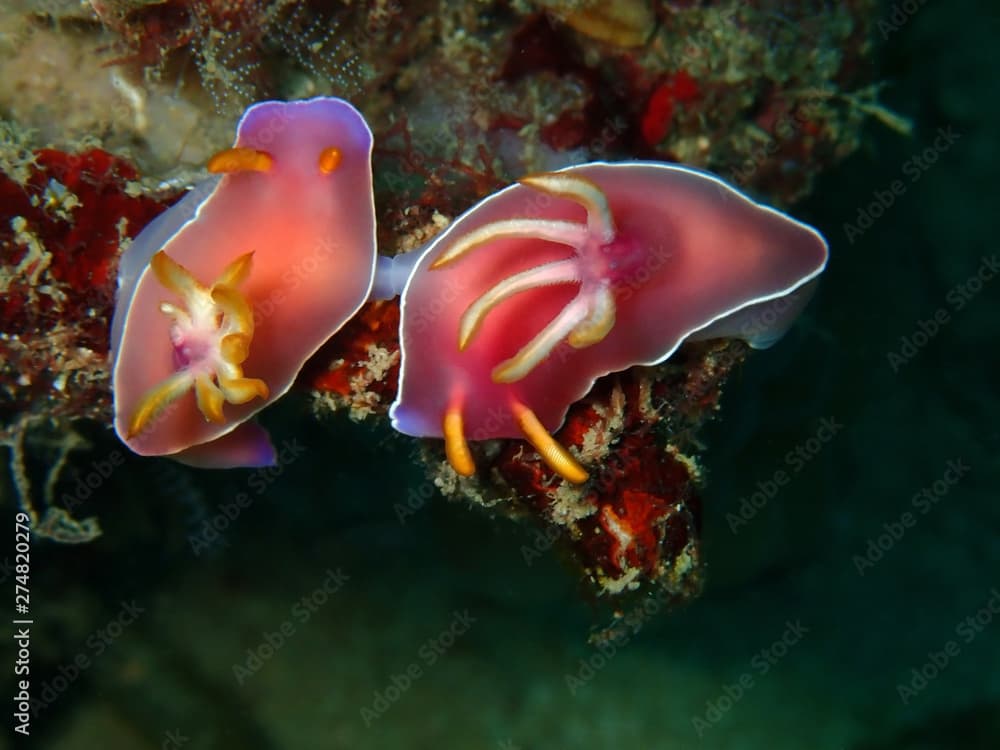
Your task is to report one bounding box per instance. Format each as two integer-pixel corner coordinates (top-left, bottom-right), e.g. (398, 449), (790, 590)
(111, 97), (376, 467)
(389, 161), (828, 480)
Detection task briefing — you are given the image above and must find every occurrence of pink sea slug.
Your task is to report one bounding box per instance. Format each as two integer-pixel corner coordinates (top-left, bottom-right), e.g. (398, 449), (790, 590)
(111, 97), (376, 467)
(388, 162), (828, 483)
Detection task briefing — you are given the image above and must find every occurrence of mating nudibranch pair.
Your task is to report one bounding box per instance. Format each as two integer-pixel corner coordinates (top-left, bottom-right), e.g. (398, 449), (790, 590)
(111, 97), (828, 477)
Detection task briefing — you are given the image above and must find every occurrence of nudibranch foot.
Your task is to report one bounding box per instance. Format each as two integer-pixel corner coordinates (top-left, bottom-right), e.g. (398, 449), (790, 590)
(431, 171), (624, 384)
(174, 421), (276, 469)
(125, 250), (266, 437)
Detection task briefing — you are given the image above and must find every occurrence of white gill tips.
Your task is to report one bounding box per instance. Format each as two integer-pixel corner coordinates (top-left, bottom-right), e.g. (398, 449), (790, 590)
(519, 172), (615, 243)
(458, 258), (581, 350)
(429, 219), (589, 270)
(158, 302), (191, 327)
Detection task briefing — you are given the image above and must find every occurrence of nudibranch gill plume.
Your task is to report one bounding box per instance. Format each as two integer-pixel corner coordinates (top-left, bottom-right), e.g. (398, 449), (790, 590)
(111, 97), (376, 467)
(389, 162), (828, 483)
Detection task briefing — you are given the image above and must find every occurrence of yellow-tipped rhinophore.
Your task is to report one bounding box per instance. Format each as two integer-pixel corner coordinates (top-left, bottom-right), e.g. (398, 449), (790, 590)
(207, 147), (274, 174)
(318, 147), (342, 174)
(510, 400), (589, 484)
(443, 406), (476, 477)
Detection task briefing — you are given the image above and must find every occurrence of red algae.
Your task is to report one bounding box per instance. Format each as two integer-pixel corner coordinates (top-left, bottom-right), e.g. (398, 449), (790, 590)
(307, 300), (401, 422)
(1, 148), (171, 422)
(640, 71), (700, 147)
(478, 341), (745, 599)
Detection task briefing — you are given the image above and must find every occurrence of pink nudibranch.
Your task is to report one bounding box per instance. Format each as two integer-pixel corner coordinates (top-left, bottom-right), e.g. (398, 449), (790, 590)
(388, 161), (828, 483)
(111, 97), (376, 467)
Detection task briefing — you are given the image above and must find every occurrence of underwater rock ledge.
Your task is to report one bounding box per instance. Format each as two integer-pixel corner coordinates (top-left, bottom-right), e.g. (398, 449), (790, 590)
(1, 0), (889, 610)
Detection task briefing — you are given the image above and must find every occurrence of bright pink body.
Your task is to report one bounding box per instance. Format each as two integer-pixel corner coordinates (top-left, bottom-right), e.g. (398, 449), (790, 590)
(112, 98), (376, 466)
(390, 162), (828, 440)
